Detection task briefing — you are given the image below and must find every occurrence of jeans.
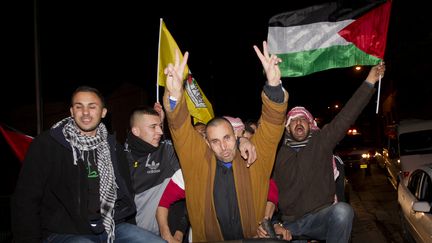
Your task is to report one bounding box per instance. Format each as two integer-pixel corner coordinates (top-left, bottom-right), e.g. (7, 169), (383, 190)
(284, 202), (354, 243)
(44, 222), (166, 243)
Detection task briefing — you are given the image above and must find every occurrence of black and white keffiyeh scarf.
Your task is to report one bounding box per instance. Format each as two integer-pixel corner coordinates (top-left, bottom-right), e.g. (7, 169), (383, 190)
(53, 117), (117, 243)
(283, 131), (312, 149)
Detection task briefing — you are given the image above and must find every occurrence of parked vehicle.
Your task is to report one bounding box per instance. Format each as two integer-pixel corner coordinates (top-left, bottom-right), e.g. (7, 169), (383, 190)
(398, 163), (432, 243)
(398, 119), (432, 185)
(380, 120), (432, 189)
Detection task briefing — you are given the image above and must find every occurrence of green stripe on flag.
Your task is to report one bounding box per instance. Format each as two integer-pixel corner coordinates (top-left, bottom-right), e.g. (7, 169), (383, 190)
(278, 44), (381, 77)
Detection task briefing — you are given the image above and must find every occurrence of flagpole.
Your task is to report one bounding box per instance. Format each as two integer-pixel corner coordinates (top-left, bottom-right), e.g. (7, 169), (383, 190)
(156, 18), (163, 103)
(34, 0), (43, 134)
(375, 75), (382, 114)
(375, 61), (384, 114)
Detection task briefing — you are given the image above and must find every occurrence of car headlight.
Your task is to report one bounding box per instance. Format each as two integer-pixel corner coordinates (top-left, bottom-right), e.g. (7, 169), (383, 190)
(361, 153), (370, 159)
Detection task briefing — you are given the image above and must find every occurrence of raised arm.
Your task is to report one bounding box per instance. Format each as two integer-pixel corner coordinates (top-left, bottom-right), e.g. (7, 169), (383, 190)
(162, 50), (209, 179)
(322, 62), (387, 150)
(249, 41), (288, 176)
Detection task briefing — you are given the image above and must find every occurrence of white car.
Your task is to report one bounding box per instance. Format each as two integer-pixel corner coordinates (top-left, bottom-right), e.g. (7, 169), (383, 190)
(398, 163), (432, 243)
(382, 119), (432, 189)
(398, 119), (432, 185)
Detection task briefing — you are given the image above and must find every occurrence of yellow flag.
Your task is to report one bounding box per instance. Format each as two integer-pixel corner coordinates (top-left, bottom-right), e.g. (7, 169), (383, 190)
(158, 21), (188, 85)
(158, 20), (214, 124)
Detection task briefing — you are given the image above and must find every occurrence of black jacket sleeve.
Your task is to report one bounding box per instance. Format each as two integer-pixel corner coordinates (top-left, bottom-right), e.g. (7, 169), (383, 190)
(11, 134), (50, 243)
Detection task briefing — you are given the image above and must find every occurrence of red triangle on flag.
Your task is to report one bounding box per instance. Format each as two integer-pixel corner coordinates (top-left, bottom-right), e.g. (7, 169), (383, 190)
(0, 124), (33, 162)
(338, 1), (392, 59)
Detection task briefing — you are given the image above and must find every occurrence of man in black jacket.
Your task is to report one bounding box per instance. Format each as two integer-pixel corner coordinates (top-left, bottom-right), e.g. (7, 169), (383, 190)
(124, 103), (188, 242)
(11, 86), (165, 243)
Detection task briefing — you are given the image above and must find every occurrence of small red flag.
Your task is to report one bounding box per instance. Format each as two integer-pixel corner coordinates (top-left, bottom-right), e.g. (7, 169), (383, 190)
(0, 124), (33, 162)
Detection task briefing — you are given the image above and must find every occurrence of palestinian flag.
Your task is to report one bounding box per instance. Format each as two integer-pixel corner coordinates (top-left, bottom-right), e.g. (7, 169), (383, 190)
(267, 0), (391, 77)
(0, 124), (33, 162)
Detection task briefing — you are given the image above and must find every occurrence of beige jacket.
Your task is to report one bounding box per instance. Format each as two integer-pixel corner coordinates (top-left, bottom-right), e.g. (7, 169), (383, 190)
(164, 91), (287, 242)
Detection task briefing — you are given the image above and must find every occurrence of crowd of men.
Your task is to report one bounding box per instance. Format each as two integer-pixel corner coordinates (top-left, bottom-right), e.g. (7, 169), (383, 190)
(11, 41), (385, 243)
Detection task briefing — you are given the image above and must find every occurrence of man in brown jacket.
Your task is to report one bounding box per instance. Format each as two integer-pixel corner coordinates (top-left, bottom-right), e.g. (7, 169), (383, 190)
(162, 41), (289, 242)
(272, 64), (385, 243)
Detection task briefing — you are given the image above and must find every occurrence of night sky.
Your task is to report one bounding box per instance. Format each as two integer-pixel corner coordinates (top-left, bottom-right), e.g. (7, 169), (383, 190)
(3, 0), (432, 136)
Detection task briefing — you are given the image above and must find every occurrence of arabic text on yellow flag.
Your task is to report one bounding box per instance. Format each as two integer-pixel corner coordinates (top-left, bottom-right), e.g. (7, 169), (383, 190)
(158, 21), (214, 124)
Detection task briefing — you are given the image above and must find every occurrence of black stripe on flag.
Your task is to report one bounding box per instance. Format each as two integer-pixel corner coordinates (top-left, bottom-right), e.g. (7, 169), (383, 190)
(269, 0), (387, 27)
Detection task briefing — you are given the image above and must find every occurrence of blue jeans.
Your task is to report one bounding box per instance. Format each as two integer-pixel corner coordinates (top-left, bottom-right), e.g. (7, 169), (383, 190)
(284, 202), (354, 243)
(44, 223), (166, 243)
